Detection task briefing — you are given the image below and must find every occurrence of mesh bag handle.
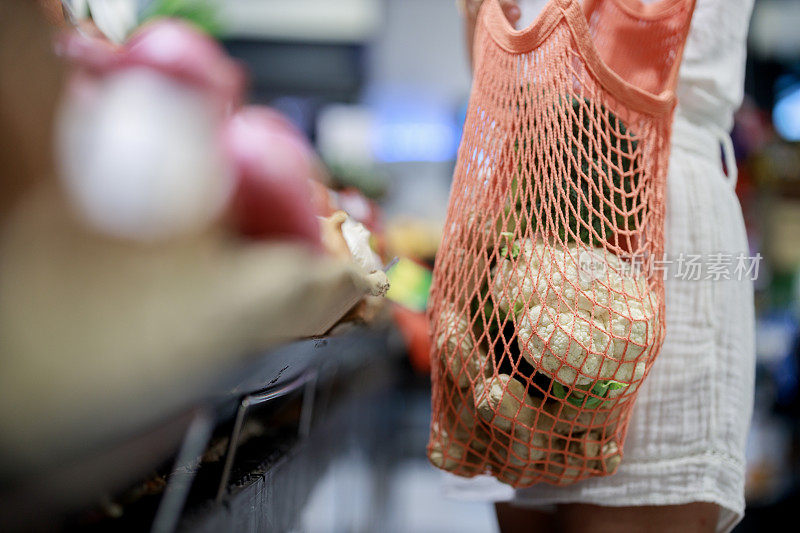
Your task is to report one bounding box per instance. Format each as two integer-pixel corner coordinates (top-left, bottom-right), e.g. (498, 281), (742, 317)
(428, 0), (695, 487)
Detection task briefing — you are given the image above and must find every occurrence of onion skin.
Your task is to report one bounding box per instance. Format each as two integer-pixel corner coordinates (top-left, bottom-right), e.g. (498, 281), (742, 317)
(58, 19), (246, 108)
(122, 19), (245, 109)
(55, 31), (120, 74)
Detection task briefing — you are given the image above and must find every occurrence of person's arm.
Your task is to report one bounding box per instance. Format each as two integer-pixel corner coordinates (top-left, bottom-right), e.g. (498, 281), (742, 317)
(458, 0), (521, 69)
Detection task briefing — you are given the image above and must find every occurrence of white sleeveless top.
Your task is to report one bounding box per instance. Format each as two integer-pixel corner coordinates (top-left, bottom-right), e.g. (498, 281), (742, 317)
(446, 2), (757, 531)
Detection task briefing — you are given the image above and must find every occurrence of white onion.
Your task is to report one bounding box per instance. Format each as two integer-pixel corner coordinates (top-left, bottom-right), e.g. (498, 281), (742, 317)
(56, 68), (234, 242)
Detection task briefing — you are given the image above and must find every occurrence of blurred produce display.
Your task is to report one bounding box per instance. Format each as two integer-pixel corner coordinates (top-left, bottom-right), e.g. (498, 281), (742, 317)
(728, 23), (800, 522)
(6, 0), (800, 530)
(386, 218), (442, 262)
(0, 0), (391, 500)
(387, 258), (434, 374)
(387, 258), (432, 313)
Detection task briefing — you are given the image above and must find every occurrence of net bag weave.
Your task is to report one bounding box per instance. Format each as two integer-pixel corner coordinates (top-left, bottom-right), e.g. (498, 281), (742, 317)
(428, 0), (695, 487)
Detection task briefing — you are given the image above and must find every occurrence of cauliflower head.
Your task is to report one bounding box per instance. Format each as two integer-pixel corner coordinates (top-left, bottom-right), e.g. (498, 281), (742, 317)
(436, 305), (485, 388)
(496, 239), (659, 391)
(490, 240), (617, 316)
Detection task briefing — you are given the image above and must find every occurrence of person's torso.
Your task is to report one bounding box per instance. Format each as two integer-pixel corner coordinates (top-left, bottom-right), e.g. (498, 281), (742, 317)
(517, 0), (754, 130)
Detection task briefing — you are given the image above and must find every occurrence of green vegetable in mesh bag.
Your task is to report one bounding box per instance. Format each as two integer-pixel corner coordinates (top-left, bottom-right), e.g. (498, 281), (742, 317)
(515, 96), (643, 247)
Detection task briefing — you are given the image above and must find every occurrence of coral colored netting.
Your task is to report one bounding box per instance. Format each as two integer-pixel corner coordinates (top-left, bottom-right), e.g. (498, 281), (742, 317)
(585, 0), (696, 96)
(427, 0), (694, 487)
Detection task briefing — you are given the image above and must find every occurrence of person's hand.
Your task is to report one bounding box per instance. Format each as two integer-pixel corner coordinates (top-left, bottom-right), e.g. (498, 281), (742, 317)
(458, 0), (521, 27)
(459, 0), (521, 68)
(501, 0), (522, 26)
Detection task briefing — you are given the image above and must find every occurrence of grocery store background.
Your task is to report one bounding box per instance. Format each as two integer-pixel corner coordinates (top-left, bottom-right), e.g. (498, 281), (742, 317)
(2, 0), (800, 531)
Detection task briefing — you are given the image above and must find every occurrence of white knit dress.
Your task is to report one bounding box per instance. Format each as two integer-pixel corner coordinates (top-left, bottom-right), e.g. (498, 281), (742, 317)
(444, 1), (757, 531)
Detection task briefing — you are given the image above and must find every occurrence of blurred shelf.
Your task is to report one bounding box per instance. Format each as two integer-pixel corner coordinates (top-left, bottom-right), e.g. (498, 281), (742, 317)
(0, 324), (400, 531)
(0, 185), (383, 529)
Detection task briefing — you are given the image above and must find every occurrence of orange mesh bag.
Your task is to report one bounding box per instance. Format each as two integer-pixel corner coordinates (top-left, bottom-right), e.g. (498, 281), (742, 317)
(428, 0), (695, 487)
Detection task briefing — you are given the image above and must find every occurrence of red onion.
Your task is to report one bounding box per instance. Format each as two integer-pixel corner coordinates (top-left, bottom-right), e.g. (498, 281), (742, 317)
(222, 106), (322, 246)
(123, 19), (245, 109)
(55, 30), (121, 74)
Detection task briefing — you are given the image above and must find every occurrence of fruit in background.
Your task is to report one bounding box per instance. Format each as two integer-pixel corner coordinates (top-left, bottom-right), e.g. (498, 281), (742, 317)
(386, 258), (432, 312)
(222, 106), (321, 246)
(223, 105), (330, 185)
(393, 305), (432, 375)
(387, 258), (434, 375)
(55, 20), (244, 242)
(385, 219), (442, 261)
